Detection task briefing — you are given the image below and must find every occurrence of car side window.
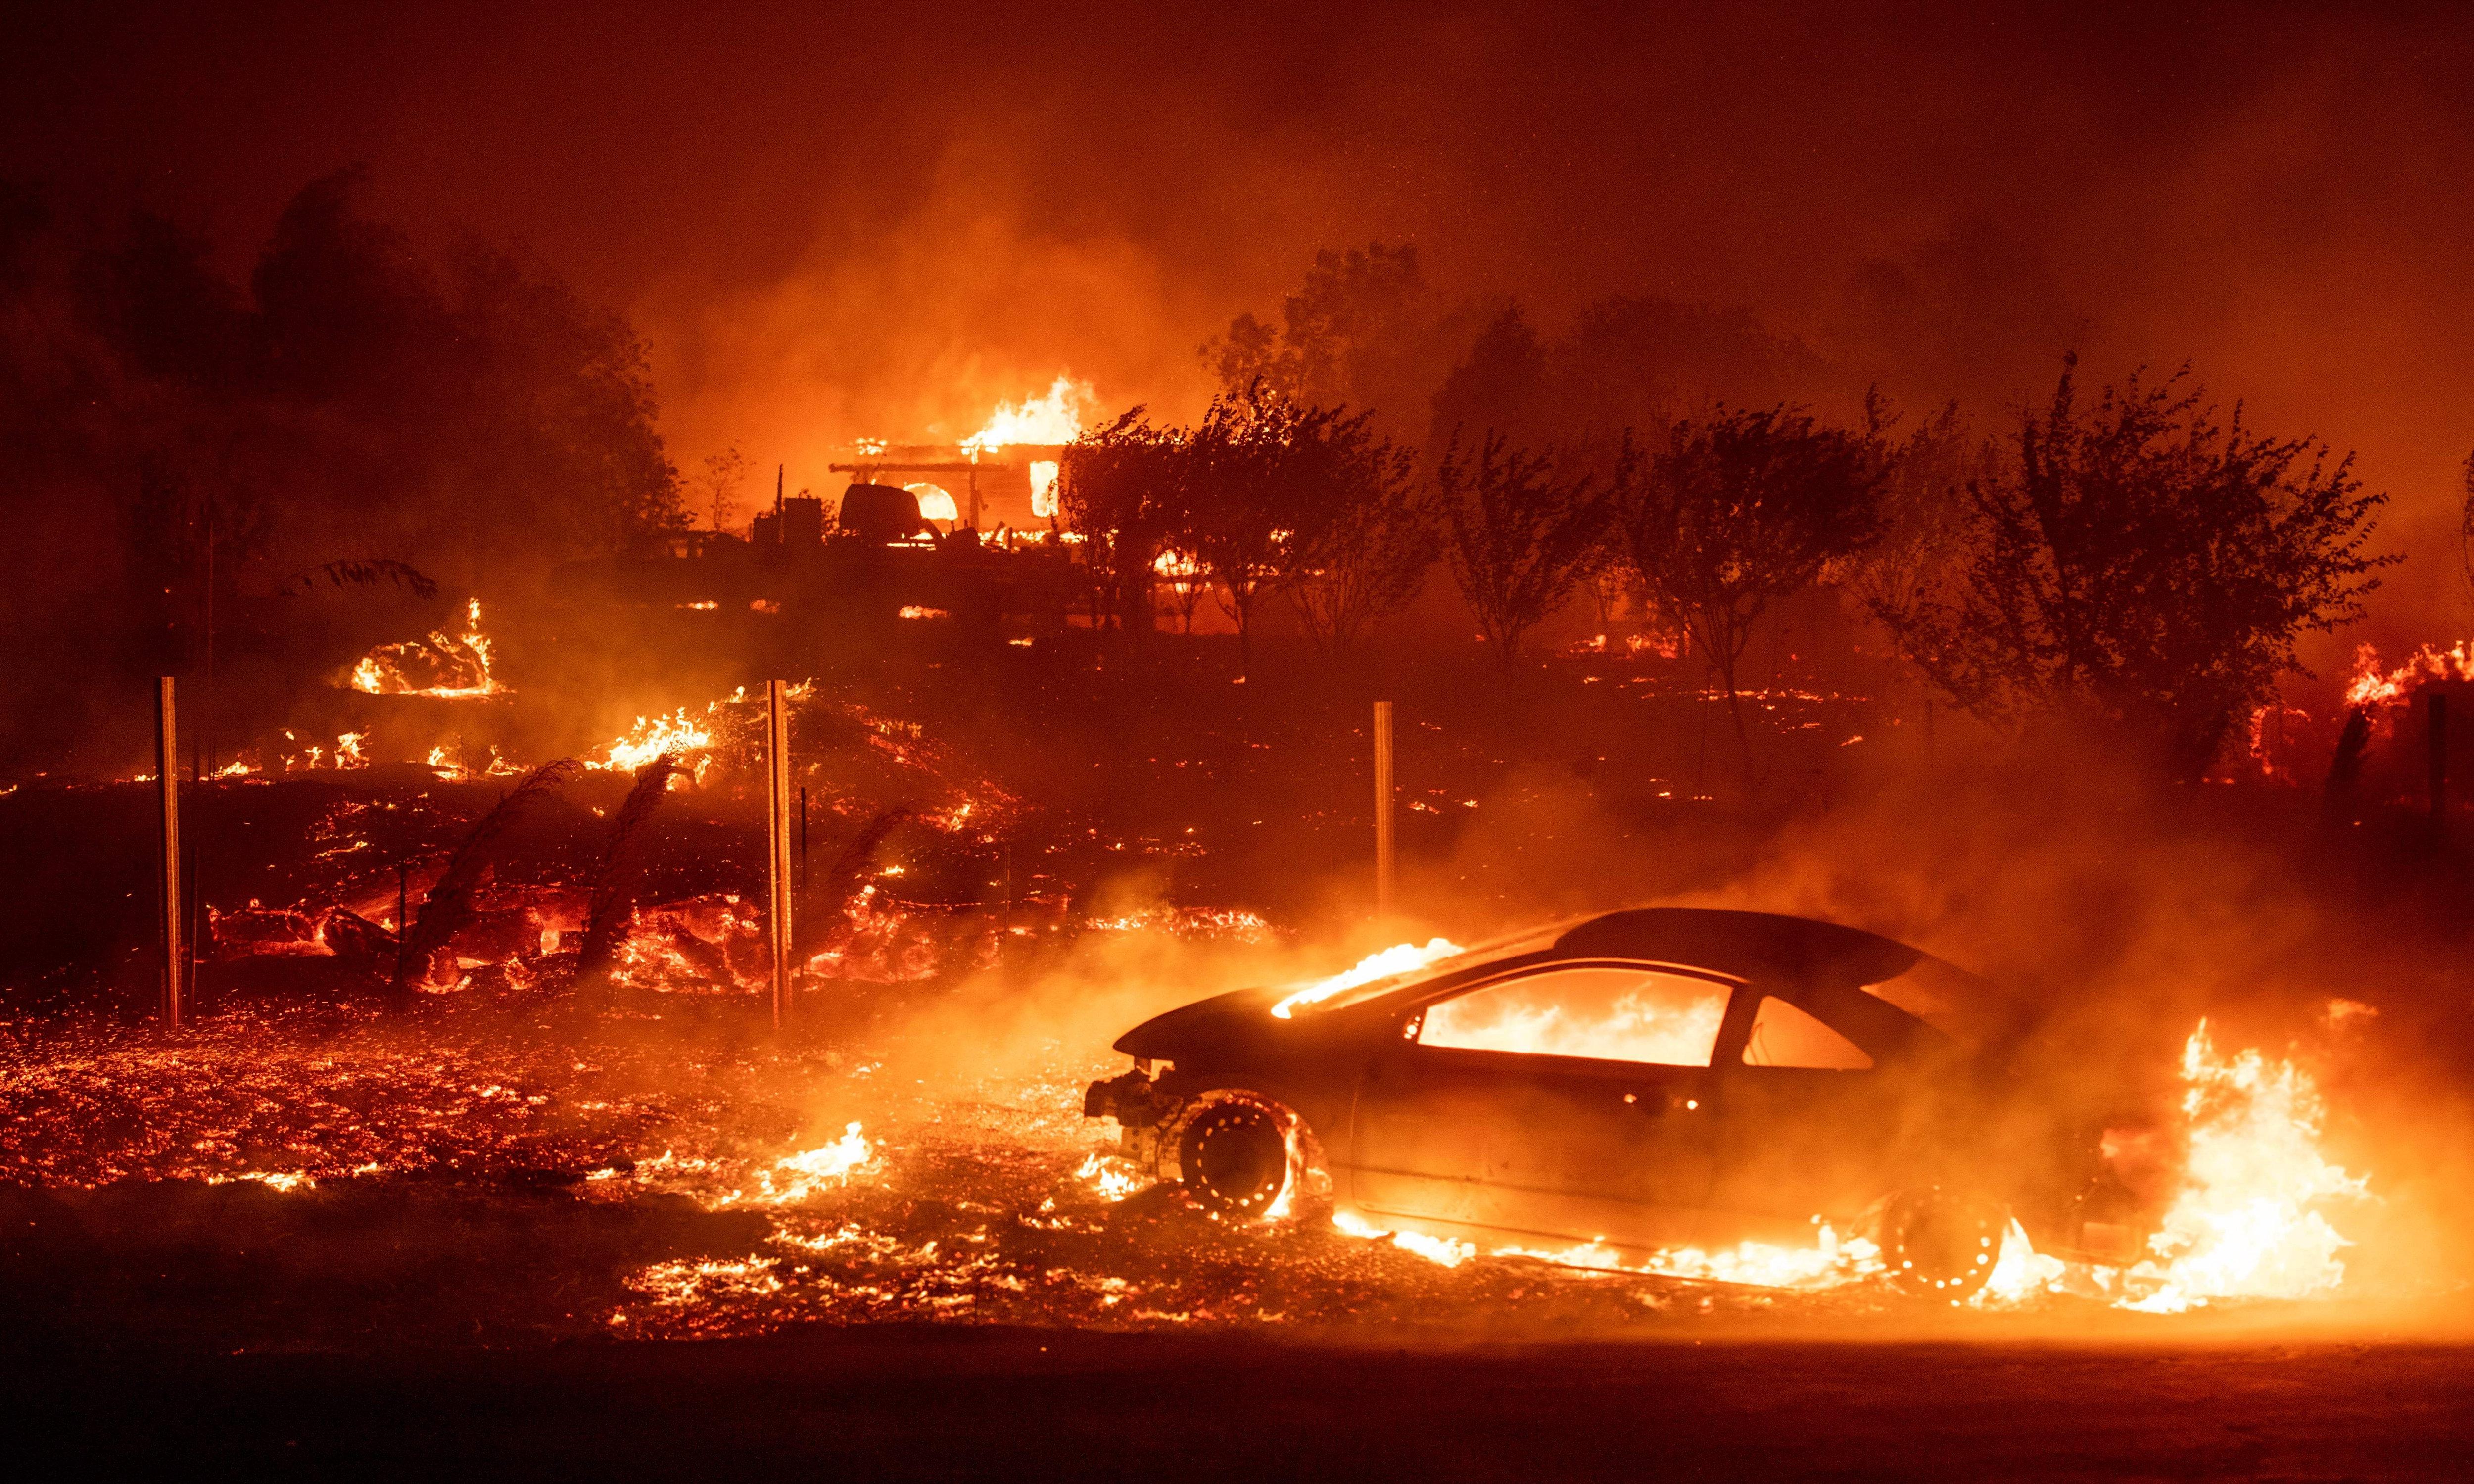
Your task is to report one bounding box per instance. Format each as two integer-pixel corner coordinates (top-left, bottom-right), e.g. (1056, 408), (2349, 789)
(1741, 995), (1874, 1069)
(1418, 966), (1731, 1067)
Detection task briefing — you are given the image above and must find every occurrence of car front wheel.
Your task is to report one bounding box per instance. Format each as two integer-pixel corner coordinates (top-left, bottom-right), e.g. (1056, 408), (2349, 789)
(1176, 1096), (1298, 1220)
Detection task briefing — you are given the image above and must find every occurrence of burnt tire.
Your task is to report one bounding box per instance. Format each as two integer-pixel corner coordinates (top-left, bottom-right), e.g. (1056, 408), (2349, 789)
(1879, 1188), (2005, 1304)
(1177, 1098), (1293, 1220)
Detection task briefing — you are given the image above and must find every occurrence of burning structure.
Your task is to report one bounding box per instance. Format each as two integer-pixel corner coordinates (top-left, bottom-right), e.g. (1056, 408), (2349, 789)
(11, 8), (2474, 1471)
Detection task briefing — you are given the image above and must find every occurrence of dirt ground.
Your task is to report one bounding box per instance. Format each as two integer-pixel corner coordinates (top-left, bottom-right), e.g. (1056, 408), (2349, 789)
(6, 1325), (2467, 1481)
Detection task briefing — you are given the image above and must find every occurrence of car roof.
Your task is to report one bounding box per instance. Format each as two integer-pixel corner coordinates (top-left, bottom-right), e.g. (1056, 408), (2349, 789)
(1550, 907), (1924, 986)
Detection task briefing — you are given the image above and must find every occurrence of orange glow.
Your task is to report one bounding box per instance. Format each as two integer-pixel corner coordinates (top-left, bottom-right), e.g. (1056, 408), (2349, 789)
(2343, 637), (2474, 708)
(1419, 967), (1730, 1065)
(350, 599), (510, 698)
(959, 376), (1093, 455)
(2121, 1020), (2367, 1312)
(1269, 938), (1464, 1019)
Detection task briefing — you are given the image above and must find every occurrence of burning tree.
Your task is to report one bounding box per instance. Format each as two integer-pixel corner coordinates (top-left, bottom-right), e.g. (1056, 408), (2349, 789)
(1877, 358), (2394, 779)
(1437, 433), (1622, 667)
(1624, 406), (1885, 756)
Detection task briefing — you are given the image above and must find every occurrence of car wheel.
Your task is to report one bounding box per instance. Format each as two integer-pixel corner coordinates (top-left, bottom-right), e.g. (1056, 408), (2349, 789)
(1878, 1187), (2005, 1303)
(1177, 1096), (1296, 1221)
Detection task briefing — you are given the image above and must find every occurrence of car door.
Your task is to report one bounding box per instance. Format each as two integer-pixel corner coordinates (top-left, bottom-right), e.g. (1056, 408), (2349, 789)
(1346, 960), (1738, 1250)
(1703, 988), (1912, 1240)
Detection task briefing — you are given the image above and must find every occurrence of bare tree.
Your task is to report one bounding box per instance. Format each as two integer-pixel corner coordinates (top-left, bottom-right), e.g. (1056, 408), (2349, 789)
(1627, 405), (1886, 762)
(698, 444), (750, 533)
(2459, 449), (2474, 609)
(1877, 357), (2395, 780)
(1437, 433), (1622, 667)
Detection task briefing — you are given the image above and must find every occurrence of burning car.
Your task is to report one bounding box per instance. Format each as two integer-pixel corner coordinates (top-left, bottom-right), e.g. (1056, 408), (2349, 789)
(1085, 908), (2151, 1300)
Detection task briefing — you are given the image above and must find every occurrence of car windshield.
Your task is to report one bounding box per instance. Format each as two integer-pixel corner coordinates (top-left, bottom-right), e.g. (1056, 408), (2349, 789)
(1270, 923), (1570, 1018)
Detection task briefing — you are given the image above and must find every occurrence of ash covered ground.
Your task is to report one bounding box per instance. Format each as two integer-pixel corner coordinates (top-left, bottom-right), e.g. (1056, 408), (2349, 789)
(5, 636), (2474, 1476)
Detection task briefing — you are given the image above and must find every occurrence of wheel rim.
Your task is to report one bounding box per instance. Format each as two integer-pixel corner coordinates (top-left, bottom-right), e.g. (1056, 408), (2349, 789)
(1883, 1190), (2003, 1302)
(1180, 1101), (1291, 1218)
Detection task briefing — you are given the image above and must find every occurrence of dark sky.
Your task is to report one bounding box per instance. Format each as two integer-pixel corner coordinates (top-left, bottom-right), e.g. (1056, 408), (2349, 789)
(10, 0), (2474, 633)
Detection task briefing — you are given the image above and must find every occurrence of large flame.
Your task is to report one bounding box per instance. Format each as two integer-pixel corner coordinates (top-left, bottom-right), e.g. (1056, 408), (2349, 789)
(1270, 938), (1465, 1019)
(351, 598), (509, 699)
(959, 376), (1093, 456)
(2343, 638), (2474, 708)
(2122, 1021), (2367, 1313)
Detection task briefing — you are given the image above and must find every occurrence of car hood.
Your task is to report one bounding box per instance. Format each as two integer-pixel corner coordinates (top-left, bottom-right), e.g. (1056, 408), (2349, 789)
(1111, 986), (1287, 1061)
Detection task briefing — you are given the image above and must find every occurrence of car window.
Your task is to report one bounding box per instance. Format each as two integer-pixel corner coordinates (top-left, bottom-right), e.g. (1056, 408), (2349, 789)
(1742, 996), (1873, 1069)
(1418, 966), (1730, 1066)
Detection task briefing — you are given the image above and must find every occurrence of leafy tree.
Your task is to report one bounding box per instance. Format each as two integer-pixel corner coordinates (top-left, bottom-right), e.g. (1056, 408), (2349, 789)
(1202, 243), (1435, 431)
(1180, 384), (1325, 677)
(1627, 405), (1887, 761)
(1437, 433), (1622, 667)
(1279, 411), (1435, 650)
(1843, 392), (1993, 630)
(1878, 358), (2394, 779)
(1058, 408), (1183, 632)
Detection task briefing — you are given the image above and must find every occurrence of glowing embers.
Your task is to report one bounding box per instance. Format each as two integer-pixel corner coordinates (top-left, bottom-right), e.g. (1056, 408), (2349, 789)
(2122, 1020), (2368, 1313)
(1074, 1151), (1147, 1202)
(657, 1123), (882, 1209)
(1269, 937), (1464, 1019)
(959, 375), (1094, 455)
(351, 598), (510, 698)
(608, 893), (765, 992)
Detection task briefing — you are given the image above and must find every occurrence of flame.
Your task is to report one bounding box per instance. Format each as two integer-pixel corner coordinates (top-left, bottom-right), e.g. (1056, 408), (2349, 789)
(1029, 460), (1060, 518)
(959, 376), (1093, 455)
(335, 732), (367, 769)
(2344, 638), (2474, 708)
(746, 1123), (878, 1205)
(904, 483), (959, 523)
(1270, 938), (1465, 1019)
(1075, 1151), (1146, 1202)
(2121, 1021), (2367, 1313)
(595, 706), (715, 776)
(350, 599), (510, 698)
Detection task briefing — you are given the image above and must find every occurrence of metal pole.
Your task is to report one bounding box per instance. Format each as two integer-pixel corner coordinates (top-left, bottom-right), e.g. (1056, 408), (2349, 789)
(2429, 691), (2448, 821)
(1374, 701), (1395, 920)
(155, 678), (183, 1028)
(766, 680), (794, 1029)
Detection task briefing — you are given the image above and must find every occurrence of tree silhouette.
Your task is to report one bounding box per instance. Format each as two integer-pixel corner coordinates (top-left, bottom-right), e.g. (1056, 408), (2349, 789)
(1437, 433), (1622, 667)
(1279, 409), (1434, 650)
(697, 444), (750, 533)
(1626, 406), (1887, 763)
(1878, 357), (2394, 779)
(1058, 408), (1183, 632)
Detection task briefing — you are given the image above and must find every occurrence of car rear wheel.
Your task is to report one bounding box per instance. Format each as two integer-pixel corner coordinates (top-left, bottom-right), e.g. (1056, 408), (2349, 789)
(1177, 1097), (1295, 1220)
(1878, 1188), (2005, 1303)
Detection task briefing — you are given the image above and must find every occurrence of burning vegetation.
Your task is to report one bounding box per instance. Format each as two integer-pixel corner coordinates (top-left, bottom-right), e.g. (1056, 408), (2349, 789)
(3, 165), (2472, 1366)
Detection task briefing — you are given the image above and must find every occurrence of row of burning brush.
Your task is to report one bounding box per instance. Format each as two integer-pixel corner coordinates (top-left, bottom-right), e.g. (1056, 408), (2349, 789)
(188, 683), (1037, 996)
